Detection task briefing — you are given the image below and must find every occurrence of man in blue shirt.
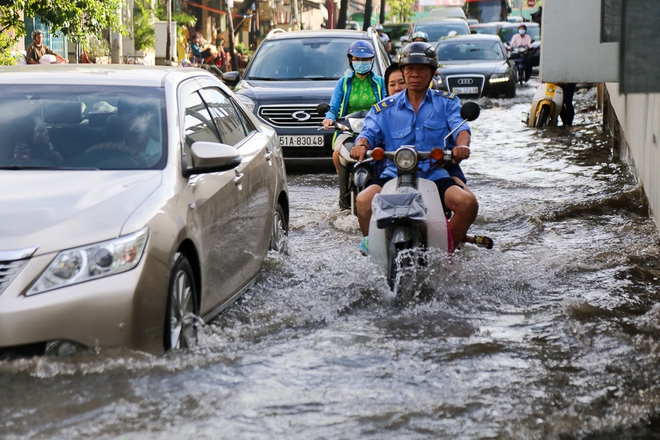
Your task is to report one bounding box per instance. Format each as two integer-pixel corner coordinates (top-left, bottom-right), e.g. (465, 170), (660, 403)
(351, 42), (486, 253)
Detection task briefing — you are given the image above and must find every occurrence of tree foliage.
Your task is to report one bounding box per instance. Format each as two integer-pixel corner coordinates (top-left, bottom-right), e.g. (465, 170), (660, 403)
(0, 0), (124, 64)
(387, 0), (416, 23)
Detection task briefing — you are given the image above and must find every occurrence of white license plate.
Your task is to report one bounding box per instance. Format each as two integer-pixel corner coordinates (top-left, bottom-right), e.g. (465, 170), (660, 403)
(452, 87), (479, 94)
(279, 135), (324, 147)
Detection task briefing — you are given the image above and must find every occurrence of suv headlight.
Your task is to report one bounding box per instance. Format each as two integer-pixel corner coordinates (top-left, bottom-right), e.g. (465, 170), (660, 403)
(236, 95), (256, 113)
(27, 228), (149, 296)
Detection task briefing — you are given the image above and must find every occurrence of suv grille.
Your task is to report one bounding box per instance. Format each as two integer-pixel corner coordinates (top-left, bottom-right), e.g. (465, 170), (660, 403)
(0, 259), (28, 296)
(258, 105), (325, 128)
(446, 74), (485, 99)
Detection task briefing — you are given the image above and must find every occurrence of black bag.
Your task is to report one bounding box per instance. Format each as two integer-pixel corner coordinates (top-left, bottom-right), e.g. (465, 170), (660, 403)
(372, 188), (427, 229)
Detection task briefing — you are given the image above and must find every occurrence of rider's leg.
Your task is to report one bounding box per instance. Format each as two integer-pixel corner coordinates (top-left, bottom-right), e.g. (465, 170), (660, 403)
(443, 183), (479, 247)
(332, 149), (340, 174)
(356, 184), (383, 236)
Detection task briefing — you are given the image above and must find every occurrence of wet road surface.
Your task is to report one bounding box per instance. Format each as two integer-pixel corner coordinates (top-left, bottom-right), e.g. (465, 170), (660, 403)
(3, 80), (660, 439)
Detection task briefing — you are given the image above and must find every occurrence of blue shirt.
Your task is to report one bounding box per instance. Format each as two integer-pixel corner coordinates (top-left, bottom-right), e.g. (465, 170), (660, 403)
(356, 88), (470, 181)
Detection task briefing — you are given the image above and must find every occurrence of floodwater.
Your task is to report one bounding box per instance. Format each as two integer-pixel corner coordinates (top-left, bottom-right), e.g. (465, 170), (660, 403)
(3, 80), (660, 439)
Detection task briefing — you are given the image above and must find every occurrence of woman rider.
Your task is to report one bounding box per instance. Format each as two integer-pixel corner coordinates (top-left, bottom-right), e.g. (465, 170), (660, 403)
(322, 40), (385, 173)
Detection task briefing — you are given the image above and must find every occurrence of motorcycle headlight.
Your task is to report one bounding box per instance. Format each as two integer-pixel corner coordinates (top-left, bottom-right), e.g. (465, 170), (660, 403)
(353, 166), (372, 187)
(236, 95), (256, 113)
(394, 147), (417, 172)
(348, 118), (364, 133)
(27, 228), (149, 296)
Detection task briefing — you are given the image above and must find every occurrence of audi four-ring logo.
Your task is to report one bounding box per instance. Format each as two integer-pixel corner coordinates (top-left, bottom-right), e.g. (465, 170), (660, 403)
(457, 79), (474, 85)
(291, 111), (312, 121)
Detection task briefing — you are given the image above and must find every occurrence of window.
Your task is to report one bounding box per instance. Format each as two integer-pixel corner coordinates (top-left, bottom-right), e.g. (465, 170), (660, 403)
(183, 91), (221, 165)
(201, 88), (252, 147)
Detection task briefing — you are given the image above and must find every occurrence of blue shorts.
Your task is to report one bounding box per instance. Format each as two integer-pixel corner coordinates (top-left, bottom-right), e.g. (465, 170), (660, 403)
(444, 161), (466, 184)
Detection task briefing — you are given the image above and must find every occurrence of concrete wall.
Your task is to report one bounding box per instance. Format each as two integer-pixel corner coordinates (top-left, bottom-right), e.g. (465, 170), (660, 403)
(606, 84), (660, 223)
(541, 0), (618, 83)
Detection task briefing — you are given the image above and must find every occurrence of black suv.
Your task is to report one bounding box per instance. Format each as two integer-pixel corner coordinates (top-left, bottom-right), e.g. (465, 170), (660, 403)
(223, 29), (390, 170)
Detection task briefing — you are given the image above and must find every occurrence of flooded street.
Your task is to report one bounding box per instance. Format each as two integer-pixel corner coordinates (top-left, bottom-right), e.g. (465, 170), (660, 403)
(4, 80), (660, 439)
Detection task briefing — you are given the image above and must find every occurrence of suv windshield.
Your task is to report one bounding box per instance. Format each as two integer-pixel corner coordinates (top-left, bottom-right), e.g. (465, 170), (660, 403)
(245, 37), (381, 81)
(0, 85), (166, 171)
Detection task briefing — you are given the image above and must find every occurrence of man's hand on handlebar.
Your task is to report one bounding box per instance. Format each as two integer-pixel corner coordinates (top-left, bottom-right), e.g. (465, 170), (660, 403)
(452, 145), (470, 163)
(351, 139), (370, 161)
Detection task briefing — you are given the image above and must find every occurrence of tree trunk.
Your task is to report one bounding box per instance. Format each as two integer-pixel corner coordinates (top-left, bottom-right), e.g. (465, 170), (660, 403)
(337, 0), (348, 29)
(379, 0), (386, 26)
(363, 0), (372, 31)
(227, 1), (238, 71)
(165, 0), (172, 64)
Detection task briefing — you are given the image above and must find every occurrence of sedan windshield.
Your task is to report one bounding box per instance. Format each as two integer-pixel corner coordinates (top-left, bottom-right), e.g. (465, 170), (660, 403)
(436, 41), (505, 61)
(245, 38), (374, 81)
(416, 22), (470, 44)
(0, 85), (166, 170)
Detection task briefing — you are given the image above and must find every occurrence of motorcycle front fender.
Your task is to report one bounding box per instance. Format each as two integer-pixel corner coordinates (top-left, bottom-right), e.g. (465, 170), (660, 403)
(391, 225), (415, 244)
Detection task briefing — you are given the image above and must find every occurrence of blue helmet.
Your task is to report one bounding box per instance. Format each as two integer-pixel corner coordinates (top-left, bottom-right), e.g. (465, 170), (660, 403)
(347, 40), (375, 59)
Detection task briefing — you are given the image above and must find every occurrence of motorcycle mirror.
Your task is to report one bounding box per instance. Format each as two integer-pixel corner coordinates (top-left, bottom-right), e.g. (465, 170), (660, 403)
(316, 103), (330, 115)
(460, 102), (480, 121)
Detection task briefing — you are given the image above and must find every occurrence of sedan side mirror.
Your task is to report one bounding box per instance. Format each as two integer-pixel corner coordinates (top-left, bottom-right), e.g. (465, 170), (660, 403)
(183, 141), (242, 177)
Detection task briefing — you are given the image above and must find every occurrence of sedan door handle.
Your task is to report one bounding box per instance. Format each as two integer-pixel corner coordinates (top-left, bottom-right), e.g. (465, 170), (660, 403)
(264, 150), (273, 164)
(233, 170), (245, 188)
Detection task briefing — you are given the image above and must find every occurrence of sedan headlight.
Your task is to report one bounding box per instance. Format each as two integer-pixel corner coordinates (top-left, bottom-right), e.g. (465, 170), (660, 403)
(394, 147), (417, 172)
(489, 73), (511, 84)
(236, 95), (256, 113)
(27, 228), (149, 296)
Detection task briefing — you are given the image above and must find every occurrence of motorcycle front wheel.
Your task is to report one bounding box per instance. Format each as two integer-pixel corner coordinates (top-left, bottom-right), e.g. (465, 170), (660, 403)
(338, 163), (352, 211)
(387, 237), (423, 302)
(535, 105), (551, 128)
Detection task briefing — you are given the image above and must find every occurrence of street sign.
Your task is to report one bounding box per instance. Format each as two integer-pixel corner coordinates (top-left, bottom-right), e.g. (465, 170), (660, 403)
(527, 0), (535, 6)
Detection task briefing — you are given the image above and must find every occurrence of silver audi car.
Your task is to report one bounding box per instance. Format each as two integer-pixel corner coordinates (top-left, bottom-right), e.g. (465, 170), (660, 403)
(0, 65), (289, 356)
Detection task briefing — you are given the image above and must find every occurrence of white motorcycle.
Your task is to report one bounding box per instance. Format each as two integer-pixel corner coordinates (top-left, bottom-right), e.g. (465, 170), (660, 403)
(367, 102), (481, 295)
(316, 103), (375, 214)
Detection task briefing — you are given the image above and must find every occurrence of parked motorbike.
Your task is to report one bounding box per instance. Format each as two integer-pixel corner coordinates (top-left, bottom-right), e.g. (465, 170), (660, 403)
(509, 46), (529, 85)
(316, 103), (375, 214)
(524, 82), (564, 128)
(367, 102), (481, 295)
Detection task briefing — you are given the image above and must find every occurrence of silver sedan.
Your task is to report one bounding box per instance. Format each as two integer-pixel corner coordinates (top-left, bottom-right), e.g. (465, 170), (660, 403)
(0, 65), (289, 355)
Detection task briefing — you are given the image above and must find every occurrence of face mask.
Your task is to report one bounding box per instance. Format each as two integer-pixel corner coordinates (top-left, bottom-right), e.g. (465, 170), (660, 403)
(353, 61), (372, 74)
(518, 29), (526, 35)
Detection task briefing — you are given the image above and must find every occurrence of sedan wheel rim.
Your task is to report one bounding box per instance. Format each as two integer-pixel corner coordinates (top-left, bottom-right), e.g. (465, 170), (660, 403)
(271, 210), (287, 252)
(170, 269), (195, 349)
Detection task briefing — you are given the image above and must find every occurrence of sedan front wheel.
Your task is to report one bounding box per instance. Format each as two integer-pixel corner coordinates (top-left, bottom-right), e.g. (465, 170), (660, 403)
(269, 203), (288, 254)
(165, 254), (199, 351)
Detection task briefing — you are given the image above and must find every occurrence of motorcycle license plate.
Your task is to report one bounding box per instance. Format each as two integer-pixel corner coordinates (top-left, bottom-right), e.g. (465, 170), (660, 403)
(279, 135), (324, 147)
(452, 87), (479, 94)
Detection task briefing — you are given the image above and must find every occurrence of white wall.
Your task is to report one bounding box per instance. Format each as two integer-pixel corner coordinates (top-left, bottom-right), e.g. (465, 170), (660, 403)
(607, 84), (660, 222)
(541, 0), (618, 83)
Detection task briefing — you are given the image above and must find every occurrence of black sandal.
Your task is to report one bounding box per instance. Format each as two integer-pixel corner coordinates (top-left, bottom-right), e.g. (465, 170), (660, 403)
(472, 235), (493, 249)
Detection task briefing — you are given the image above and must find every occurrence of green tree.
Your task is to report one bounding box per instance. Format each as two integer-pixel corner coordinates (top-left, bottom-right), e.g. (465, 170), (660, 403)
(387, 0), (416, 23)
(0, 0), (124, 65)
